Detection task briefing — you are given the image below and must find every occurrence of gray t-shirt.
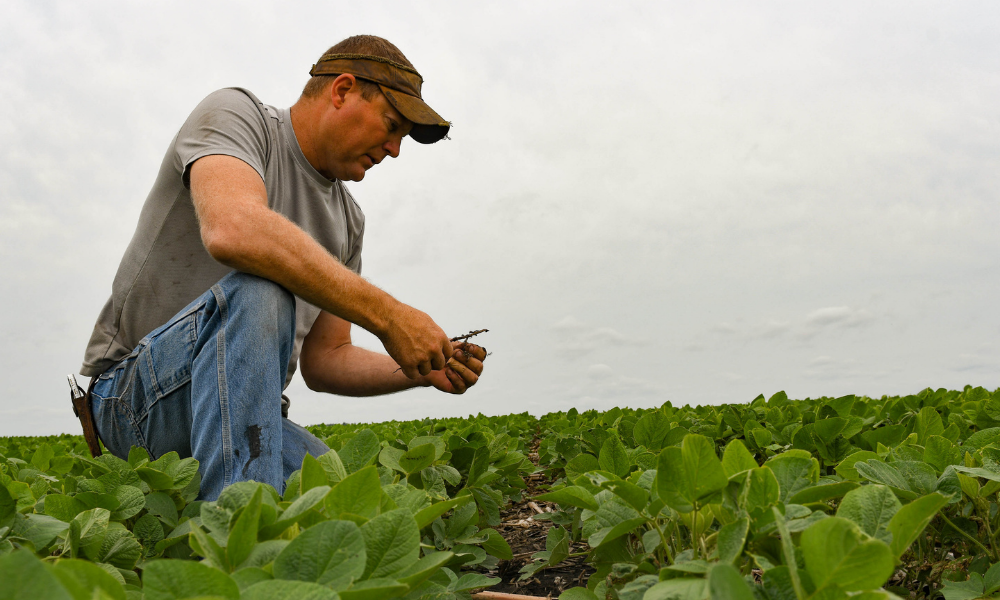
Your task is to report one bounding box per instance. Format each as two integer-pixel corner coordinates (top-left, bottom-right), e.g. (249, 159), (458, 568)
(81, 88), (365, 393)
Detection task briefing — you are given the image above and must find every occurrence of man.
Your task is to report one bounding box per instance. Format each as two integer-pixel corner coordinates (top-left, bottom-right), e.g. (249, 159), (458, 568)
(79, 35), (486, 500)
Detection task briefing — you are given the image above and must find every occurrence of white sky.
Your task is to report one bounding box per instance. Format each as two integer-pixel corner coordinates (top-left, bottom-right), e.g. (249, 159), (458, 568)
(2, 1), (999, 436)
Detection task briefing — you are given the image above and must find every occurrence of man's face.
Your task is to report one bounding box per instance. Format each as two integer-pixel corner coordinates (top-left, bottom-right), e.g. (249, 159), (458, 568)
(319, 85), (413, 182)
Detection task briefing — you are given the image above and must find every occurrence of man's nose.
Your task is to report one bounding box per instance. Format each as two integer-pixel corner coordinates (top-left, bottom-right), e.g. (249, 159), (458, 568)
(384, 136), (402, 158)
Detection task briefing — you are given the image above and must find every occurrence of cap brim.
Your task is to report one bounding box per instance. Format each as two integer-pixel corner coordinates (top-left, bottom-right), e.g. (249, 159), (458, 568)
(379, 86), (450, 144)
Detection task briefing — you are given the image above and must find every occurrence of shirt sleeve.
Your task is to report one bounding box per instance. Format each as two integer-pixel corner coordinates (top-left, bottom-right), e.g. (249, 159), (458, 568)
(174, 88), (269, 187)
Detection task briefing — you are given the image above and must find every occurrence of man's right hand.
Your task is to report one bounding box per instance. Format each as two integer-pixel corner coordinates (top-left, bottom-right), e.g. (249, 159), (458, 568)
(379, 303), (454, 379)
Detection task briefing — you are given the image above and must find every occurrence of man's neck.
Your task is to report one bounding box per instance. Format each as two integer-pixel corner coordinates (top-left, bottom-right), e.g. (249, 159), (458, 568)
(289, 98), (328, 178)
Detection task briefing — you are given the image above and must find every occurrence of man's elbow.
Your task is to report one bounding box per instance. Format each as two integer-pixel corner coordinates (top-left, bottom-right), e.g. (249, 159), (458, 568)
(201, 223), (248, 268)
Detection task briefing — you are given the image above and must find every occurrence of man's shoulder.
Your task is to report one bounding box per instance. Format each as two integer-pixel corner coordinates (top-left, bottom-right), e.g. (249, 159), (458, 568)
(194, 87), (267, 115)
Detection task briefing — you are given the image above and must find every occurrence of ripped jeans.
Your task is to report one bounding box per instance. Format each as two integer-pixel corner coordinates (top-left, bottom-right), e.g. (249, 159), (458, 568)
(90, 272), (330, 500)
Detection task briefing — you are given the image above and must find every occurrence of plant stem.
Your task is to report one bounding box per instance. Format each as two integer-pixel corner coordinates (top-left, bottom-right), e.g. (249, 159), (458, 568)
(940, 512), (993, 557)
(654, 521), (674, 565)
(691, 504), (699, 560)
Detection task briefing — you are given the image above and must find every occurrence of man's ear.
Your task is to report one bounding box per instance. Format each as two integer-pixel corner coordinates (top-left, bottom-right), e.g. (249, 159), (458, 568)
(329, 73), (357, 109)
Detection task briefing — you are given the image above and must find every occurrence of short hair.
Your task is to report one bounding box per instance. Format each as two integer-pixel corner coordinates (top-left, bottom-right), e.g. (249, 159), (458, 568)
(302, 35), (416, 102)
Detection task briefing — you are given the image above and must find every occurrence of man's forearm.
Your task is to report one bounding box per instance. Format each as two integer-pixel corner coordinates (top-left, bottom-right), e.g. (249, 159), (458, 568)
(208, 200), (395, 335)
(304, 343), (425, 396)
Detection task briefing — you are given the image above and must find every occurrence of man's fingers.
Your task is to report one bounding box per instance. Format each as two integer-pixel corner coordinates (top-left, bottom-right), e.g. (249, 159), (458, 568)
(446, 368), (467, 393)
(457, 343), (487, 361)
(447, 359), (480, 386)
(418, 360), (433, 376)
(451, 355), (484, 376)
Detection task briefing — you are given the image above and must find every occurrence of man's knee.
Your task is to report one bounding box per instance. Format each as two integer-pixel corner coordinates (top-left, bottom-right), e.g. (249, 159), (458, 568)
(216, 272), (295, 335)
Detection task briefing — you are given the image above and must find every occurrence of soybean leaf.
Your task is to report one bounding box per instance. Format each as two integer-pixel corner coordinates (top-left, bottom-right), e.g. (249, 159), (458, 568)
(413, 495), (472, 530)
(399, 444), (436, 475)
(599, 435), (631, 478)
(301, 453), (330, 494)
(644, 578), (708, 600)
(716, 517), (749, 565)
(800, 516), (895, 592)
(479, 528), (513, 560)
(722, 439), (758, 479)
(0, 550), (73, 600)
(360, 508), (420, 579)
(395, 550), (454, 588)
(141, 559), (240, 600)
(227, 486), (263, 569)
(241, 579), (340, 600)
(318, 449), (348, 484)
(887, 492), (950, 558)
(50, 558), (127, 600)
(339, 429), (381, 474)
(708, 563), (755, 600)
(273, 519), (366, 589)
(340, 578), (408, 600)
(764, 451), (819, 504)
(536, 486), (599, 511)
(836, 484), (901, 543)
(634, 412), (671, 451)
(260, 485), (330, 539)
(657, 434), (727, 513)
(69, 508), (110, 560)
(789, 480), (858, 505)
(326, 466), (382, 521)
(739, 467), (780, 518)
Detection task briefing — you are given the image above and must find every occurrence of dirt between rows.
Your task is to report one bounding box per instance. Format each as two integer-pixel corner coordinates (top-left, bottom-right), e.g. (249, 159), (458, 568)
(482, 441), (595, 598)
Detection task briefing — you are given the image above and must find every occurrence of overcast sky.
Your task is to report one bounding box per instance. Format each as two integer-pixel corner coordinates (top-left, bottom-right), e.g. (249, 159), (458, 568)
(2, 1), (999, 437)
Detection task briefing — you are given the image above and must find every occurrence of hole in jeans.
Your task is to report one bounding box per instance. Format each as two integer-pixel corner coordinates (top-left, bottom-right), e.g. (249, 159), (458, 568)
(242, 424), (262, 478)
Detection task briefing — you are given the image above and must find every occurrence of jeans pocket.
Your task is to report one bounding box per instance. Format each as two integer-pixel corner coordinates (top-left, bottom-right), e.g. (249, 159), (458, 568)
(141, 305), (199, 400)
(91, 378), (145, 458)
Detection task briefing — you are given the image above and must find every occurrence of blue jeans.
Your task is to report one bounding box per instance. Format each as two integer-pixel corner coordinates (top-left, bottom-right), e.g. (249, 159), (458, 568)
(90, 272), (330, 500)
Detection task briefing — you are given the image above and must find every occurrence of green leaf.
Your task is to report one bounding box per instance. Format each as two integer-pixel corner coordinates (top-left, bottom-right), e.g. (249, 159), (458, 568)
(227, 486), (263, 568)
(940, 575), (987, 600)
(559, 588), (600, 600)
(601, 479), (648, 512)
(914, 406), (945, 445)
(644, 578), (708, 600)
(599, 435), (631, 478)
(716, 517), (749, 565)
(45, 494), (87, 523)
(360, 509), (420, 579)
(789, 481), (859, 505)
(340, 578), (408, 600)
(924, 436), (963, 474)
(190, 524), (229, 571)
(318, 449), (348, 485)
(51, 558), (127, 600)
(231, 567), (273, 591)
(413, 495), (472, 530)
(241, 579), (340, 600)
(772, 507), (806, 600)
(273, 519), (366, 589)
(395, 550), (453, 587)
(722, 439), (758, 478)
(0, 550), (73, 600)
(656, 434), (728, 512)
(887, 492), (950, 558)
(144, 492), (179, 528)
(739, 467), (780, 518)
(0, 485), (15, 530)
(564, 454), (600, 480)
(141, 559), (240, 600)
(260, 485), (330, 539)
(378, 447), (404, 474)
(545, 526), (570, 566)
(800, 516), (895, 592)
(398, 444), (436, 475)
(634, 412), (671, 451)
(708, 563), (755, 600)
(97, 527), (142, 570)
(339, 430), (381, 474)
(30, 444), (55, 472)
(110, 485), (145, 521)
(536, 486), (599, 511)
(453, 572), (501, 592)
(301, 454), (330, 494)
(764, 451), (819, 504)
(69, 508), (110, 560)
(480, 528), (513, 560)
(326, 466), (381, 521)
(835, 484), (901, 543)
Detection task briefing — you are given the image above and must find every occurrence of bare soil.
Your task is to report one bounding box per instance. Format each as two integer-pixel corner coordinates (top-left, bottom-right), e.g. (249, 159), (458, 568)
(484, 437), (594, 597)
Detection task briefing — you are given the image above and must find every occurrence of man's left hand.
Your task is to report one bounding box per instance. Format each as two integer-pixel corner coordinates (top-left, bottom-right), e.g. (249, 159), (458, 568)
(422, 342), (487, 394)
